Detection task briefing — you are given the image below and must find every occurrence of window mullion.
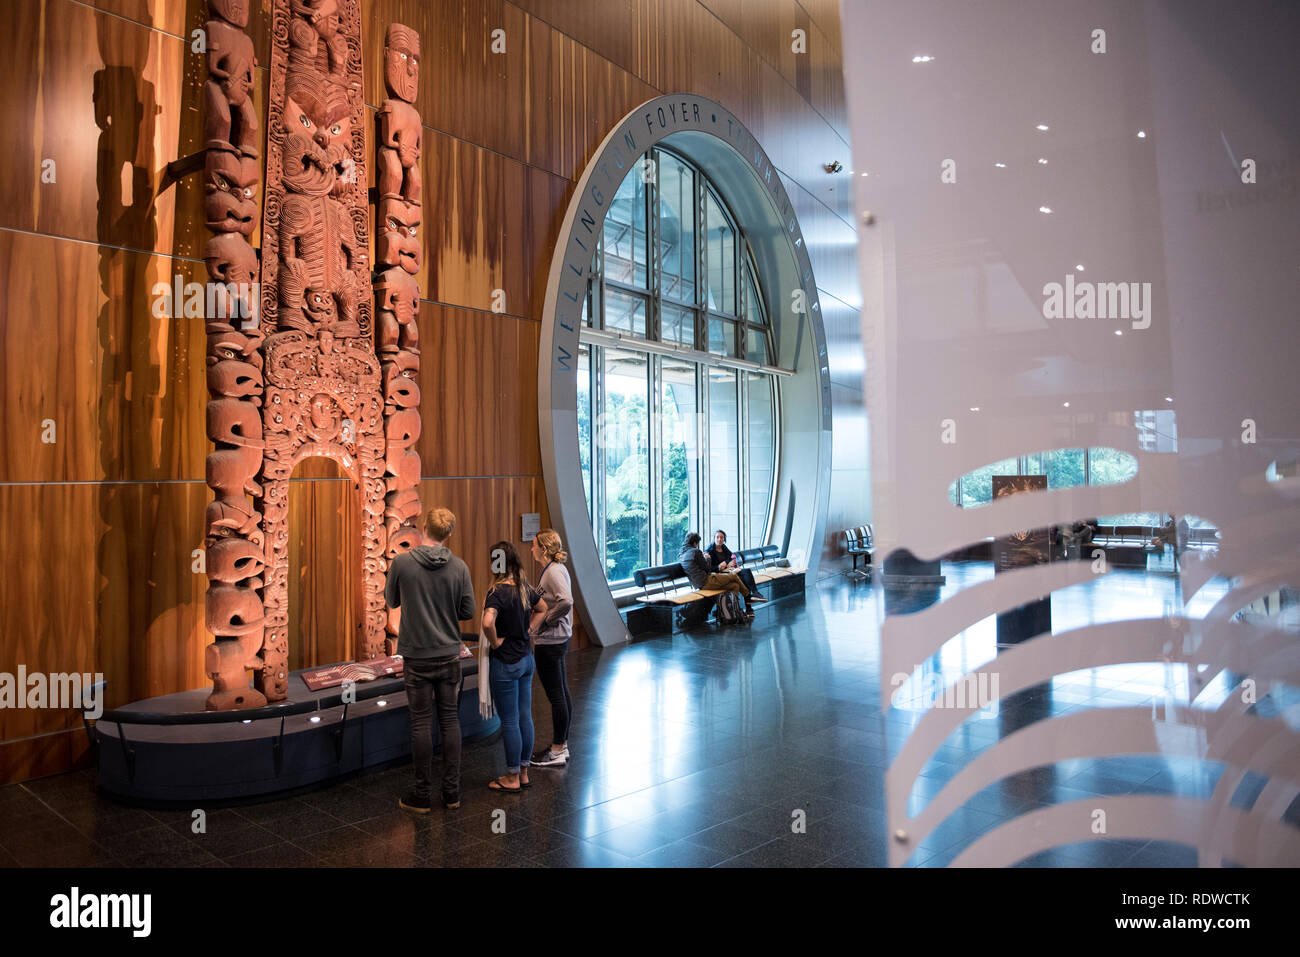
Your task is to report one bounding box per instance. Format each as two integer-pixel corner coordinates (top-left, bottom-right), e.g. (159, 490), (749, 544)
(647, 150), (661, 342)
(593, 344), (606, 560)
(739, 372), (749, 547)
(649, 355), (663, 564)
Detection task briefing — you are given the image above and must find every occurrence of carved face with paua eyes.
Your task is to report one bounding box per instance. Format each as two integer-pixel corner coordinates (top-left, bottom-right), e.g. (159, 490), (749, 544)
(204, 150), (259, 235)
(282, 80), (352, 195)
(377, 198), (421, 274)
(304, 288), (337, 325)
(384, 24), (420, 103)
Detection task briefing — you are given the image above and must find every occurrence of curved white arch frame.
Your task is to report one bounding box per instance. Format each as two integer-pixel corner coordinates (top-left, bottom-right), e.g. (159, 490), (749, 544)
(539, 95), (834, 647)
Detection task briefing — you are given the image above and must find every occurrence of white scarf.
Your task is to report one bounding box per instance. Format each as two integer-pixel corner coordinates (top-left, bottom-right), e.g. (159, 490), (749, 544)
(477, 634), (494, 719)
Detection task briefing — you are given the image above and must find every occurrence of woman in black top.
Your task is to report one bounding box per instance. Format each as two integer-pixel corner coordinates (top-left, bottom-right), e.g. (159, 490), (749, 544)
(705, 530), (763, 600)
(482, 541), (547, 792)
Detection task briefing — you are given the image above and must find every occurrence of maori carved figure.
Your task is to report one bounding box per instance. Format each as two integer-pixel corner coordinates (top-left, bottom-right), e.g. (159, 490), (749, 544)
(376, 23), (425, 652)
(253, 0), (393, 702)
(377, 25), (421, 204)
(204, 0), (259, 158)
(202, 0), (266, 711)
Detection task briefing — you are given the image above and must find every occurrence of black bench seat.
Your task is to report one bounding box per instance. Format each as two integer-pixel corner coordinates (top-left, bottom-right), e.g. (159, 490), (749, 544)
(621, 551), (807, 637)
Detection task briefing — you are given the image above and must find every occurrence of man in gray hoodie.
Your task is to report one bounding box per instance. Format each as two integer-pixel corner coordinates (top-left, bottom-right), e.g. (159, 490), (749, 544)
(385, 506), (475, 811)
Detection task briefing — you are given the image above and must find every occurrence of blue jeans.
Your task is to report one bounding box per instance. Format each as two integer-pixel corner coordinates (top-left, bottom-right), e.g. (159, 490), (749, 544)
(489, 653), (535, 773)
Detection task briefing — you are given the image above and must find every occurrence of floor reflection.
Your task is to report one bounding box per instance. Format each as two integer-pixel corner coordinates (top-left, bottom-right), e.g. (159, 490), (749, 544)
(4, 562), (1294, 868)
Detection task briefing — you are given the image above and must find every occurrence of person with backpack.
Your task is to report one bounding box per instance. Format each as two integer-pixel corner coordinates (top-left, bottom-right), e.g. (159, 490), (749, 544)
(385, 507), (476, 812)
(481, 541), (548, 792)
(529, 529), (575, 769)
(678, 532), (756, 620)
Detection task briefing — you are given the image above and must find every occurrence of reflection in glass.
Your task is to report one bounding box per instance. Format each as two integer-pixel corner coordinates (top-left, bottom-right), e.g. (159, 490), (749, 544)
(661, 303), (695, 347)
(658, 153), (696, 304)
(705, 189), (736, 315)
(604, 288), (647, 337)
(602, 349), (649, 580)
(604, 172), (647, 287)
(708, 316), (735, 356)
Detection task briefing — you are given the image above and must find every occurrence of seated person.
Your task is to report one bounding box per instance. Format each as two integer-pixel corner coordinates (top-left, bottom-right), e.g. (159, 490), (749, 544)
(705, 530), (765, 601)
(678, 532), (757, 617)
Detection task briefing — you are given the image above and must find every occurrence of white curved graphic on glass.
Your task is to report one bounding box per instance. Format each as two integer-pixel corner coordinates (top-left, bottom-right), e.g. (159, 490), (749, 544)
(843, 0), (1300, 866)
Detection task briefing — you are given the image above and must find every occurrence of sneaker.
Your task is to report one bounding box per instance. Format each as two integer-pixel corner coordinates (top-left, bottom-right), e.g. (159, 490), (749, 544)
(749, 594), (768, 602)
(399, 791), (432, 814)
(442, 794), (461, 810)
(532, 746), (569, 768)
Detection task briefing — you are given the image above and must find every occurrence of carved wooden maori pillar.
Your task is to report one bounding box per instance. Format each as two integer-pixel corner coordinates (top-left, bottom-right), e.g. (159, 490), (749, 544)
(250, 0), (393, 704)
(202, 0), (268, 711)
(376, 24), (424, 652)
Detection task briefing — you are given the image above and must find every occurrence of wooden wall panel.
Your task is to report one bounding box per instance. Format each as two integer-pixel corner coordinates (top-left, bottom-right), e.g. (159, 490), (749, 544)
(0, 480), (209, 741)
(416, 303), (540, 477)
(0, 231), (208, 483)
(0, 0), (269, 261)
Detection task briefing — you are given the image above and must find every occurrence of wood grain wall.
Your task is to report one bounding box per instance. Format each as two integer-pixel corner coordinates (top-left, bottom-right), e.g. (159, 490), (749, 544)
(0, 0), (856, 782)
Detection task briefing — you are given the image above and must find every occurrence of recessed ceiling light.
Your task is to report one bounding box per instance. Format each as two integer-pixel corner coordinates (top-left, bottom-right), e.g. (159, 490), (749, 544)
(860, 171), (869, 177)
(994, 162), (1006, 168)
(1165, 396), (1173, 402)
(1037, 157), (1048, 165)
(969, 407), (980, 412)
(912, 55), (934, 63)
(1039, 206), (1053, 214)
(1076, 264), (1085, 271)
(1115, 330), (1123, 336)
(1137, 130), (1147, 138)
(1036, 124), (1050, 131)
(309, 715), (321, 724)
(1063, 402), (1070, 408)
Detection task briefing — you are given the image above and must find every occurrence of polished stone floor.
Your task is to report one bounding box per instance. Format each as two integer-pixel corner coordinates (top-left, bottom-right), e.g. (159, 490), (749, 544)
(0, 562), (1285, 868)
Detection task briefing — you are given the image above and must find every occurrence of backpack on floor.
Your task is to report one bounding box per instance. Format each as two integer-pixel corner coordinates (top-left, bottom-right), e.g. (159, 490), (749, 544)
(715, 590), (745, 624)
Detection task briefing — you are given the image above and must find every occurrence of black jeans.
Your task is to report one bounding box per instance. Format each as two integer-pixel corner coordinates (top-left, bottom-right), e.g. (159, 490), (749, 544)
(403, 655), (462, 801)
(533, 641), (572, 746)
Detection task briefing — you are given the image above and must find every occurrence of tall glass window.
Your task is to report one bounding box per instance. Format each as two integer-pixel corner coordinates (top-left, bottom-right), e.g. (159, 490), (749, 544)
(577, 149), (781, 583)
(708, 368), (740, 540)
(660, 358), (699, 553)
(601, 349), (649, 580)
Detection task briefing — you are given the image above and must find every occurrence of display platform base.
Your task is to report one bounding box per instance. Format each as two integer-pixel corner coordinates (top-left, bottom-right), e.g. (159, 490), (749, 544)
(92, 651), (498, 807)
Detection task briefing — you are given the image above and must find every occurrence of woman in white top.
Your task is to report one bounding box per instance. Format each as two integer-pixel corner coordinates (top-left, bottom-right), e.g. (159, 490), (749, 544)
(529, 529), (574, 767)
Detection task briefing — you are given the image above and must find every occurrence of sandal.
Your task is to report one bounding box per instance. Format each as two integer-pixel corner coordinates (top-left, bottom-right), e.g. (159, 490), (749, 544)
(488, 777), (523, 793)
